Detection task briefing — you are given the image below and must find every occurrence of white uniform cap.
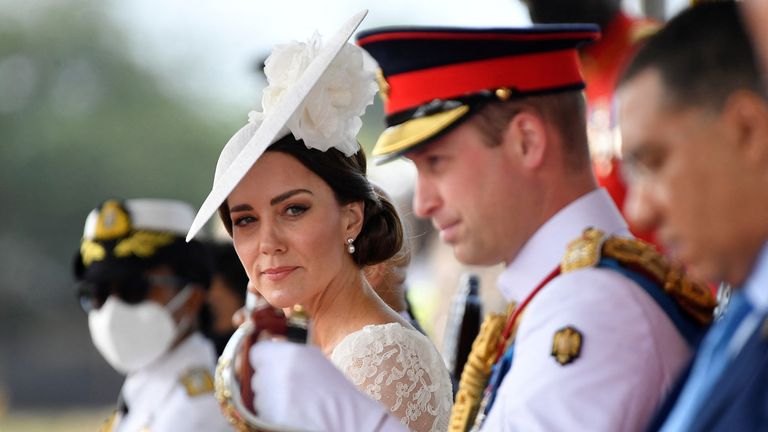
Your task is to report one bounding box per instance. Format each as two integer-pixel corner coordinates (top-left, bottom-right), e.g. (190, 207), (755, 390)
(83, 198), (195, 239)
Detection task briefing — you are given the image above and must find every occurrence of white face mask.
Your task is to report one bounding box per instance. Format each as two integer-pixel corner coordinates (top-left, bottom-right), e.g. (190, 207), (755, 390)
(88, 286), (193, 374)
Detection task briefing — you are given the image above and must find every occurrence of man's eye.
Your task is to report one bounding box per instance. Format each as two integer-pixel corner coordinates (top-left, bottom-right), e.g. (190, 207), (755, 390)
(425, 154), (448, 170)
(234, 216), (257, 227)
(285, 205), (308, 216)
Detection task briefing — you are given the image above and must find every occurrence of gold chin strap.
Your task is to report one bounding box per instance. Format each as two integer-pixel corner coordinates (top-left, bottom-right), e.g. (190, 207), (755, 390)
(448, 303), (514, 432)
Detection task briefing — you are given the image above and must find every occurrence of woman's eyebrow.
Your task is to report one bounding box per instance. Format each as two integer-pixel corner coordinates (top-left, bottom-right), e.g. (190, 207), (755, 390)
(270, 189), (312, 206)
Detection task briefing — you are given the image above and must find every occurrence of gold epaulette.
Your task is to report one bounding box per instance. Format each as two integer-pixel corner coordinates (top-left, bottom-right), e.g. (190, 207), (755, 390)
(449, 311), (509, 432)
(180, 368), (215, 397)
(562, 228), (716, 325)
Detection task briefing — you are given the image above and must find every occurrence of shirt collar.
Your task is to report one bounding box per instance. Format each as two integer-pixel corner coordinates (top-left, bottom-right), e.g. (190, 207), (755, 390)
(497, 188), (629, 302)
(742, 242), (768, 312)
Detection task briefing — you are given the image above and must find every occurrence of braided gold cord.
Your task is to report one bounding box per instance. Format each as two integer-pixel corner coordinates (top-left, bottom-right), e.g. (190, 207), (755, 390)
(564, 228), (716, 325)
(448, 312), (509, 432)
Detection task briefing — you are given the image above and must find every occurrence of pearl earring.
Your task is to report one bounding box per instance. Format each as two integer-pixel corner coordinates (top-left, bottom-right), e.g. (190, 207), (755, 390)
(346, 237), (356, 254)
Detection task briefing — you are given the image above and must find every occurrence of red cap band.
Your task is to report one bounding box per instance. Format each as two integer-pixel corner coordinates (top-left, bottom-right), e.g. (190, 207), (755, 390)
(385, 49), (584, 115)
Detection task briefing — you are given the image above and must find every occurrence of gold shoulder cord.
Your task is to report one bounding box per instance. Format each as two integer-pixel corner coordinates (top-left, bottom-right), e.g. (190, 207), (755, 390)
(448, 304), (514, 432)
(563, 228), (716, 325)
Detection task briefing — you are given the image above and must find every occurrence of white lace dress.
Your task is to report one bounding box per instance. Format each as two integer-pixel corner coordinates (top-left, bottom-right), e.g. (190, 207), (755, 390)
(330, 323), (452, 432)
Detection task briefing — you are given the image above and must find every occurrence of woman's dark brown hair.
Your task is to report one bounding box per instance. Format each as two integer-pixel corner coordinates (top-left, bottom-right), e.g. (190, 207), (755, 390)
(218, 134), (403, 267)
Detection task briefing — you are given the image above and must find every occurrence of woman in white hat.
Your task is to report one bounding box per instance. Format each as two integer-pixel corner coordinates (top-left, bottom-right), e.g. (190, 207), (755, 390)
(187, 12), (451, 432)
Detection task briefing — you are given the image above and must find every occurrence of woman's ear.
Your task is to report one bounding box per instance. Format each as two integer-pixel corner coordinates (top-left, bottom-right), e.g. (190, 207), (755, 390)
(501, 111), (547, 170)
(342, 201), (365, 239)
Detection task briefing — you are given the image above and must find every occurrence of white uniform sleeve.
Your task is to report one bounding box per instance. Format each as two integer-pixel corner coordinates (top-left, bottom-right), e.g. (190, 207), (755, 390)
(481, 268), (691, 432)
(151, 379), (234, 431)
(250, 341), (408, 432)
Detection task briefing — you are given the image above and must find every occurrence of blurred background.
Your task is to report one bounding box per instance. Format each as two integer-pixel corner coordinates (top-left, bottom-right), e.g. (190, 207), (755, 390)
(0, 0), (687, 429)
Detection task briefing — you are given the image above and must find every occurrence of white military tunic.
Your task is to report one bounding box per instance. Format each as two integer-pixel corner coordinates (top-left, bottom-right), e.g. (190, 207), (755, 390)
(481, 189), (691, 431)
(113, 332), (232, 432)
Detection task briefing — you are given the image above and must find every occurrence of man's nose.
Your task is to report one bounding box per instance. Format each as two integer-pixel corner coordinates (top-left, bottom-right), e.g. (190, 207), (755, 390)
(624, 177), (661, 234)
(412, 176), (440, 219)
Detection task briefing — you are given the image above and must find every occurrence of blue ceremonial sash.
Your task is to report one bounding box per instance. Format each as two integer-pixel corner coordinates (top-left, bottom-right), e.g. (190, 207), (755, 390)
(483, 343), (515, 415)
(599, 257), (706, 347)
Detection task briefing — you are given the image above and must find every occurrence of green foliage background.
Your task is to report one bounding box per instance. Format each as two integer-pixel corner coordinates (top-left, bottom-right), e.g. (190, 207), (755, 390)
(0, 0), (388, 411)
(0, 0), (252, 408)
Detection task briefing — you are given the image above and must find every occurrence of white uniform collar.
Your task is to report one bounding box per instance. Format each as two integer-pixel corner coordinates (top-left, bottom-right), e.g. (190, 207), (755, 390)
(742, 242), (768, 313)
(122, 332), (215, 413)
(497, 188), (629, 302)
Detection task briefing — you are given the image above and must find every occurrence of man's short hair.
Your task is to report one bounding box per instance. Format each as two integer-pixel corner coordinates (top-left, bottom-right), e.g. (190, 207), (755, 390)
(471, 91), (590, 172)
(620, 1), (764, 111)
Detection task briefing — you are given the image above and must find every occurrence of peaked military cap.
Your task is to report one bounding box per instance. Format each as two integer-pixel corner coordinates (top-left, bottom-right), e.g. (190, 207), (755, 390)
(74, 198), (211, 285)
(356, 24), (600, 162)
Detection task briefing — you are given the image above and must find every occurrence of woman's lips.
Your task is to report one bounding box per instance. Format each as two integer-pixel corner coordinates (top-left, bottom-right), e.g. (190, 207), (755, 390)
(261, 266), (298, 282)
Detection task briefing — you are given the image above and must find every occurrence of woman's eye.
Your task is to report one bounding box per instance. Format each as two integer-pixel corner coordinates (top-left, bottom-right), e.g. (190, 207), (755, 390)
(233, 216), (257, 227)
(285, 205), (308, 216)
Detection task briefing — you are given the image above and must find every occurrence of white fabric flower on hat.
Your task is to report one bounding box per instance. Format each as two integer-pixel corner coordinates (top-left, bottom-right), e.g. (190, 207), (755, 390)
(248, 32), (378, 156)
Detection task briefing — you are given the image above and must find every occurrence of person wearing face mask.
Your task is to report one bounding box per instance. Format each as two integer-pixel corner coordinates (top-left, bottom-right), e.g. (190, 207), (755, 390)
(73, 198), (232, 432)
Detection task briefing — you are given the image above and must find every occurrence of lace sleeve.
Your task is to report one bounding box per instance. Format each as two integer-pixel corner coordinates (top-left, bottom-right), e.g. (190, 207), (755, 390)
(331, 323), (452, 432)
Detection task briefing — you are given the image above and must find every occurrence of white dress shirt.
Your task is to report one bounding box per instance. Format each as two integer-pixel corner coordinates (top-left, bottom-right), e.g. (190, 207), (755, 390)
(116, 332), (232, 432)
(482, 188), (691, 432)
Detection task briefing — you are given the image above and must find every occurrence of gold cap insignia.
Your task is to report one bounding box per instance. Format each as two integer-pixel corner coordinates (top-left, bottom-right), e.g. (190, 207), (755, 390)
(114, 231), (175, 259)
(180, 368), (215, 397)
(80, 240), (107, 267)
(375, 68), (391, 103)
(94, 200), (132, 240)
(551, 326), (582, 366)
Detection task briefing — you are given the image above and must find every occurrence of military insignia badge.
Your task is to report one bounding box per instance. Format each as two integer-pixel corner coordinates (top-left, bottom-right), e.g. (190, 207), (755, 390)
(551, 326), (583, 366)
(94, 200), (132, 240)
(180, 368), (215, 397)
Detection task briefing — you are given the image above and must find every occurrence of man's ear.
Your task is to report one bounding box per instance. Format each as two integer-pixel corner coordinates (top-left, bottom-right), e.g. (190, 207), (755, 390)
(342, 201), (365, 239)
(500, 111), (548, 169)
(724, 90), (768, 168)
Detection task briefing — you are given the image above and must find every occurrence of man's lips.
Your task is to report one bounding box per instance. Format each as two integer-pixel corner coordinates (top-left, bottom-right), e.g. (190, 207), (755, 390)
(436, 221), (460, 242)
(260, 266), (298, 282)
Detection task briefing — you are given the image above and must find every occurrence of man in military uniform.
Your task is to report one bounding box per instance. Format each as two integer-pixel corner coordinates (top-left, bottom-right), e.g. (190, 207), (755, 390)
(355, 24), (713, 432)
(74, 198), (232, 431)
(618, 2), (768, 430)
(229, 24), (714, 432)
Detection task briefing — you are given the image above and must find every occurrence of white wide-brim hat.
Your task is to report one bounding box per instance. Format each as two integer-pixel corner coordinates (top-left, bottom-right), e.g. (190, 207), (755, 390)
(187, 10), (372, 242)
